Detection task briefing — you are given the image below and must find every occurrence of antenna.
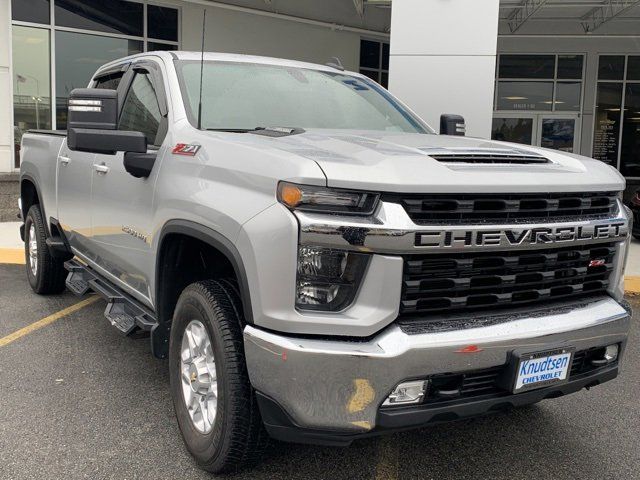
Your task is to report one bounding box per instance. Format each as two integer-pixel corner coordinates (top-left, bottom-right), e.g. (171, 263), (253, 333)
(197, 9), (206, 130)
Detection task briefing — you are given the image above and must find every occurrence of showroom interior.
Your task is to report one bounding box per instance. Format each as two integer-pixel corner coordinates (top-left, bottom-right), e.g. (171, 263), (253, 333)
(1, 0), (640, 184)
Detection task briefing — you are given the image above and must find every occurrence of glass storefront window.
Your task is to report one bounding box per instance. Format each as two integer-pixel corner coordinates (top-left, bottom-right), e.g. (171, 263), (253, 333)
(495, 55), (583, 113)
(55, 31), (143, 129)
(12, 26), (51, 168)
(541, 118), (575, 153)
(499, 55), (555, 79)
(148, 5), (179, 42)
(11, 0), (50, 24)
(598, 56), (625, 81)
(496, 81), (553, 111)
(592, 83), (623, 166)
(491, 117), (533, 145)
(627, 56), (640, 81)
(360, 40), (380, 69)
(620, 84), (640, 177)
(557, 55), (584, 80)
(55, 0), (143, 36)
(555, 82), (581, 111)
(148, 42), (178, 52)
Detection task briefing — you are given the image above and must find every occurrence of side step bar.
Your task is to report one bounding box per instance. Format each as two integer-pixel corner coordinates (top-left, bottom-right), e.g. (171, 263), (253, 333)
(64, 259), (162, 346)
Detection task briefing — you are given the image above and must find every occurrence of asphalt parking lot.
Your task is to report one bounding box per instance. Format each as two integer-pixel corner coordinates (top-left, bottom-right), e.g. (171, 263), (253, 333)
(1, 262), (640, 480)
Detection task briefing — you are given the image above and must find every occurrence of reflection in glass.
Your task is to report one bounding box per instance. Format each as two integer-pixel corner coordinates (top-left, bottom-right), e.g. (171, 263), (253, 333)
(148, 5), (179, 42)
(148, 42), (178, 52)
(557, 55), (584, 80)
(598, 55), (625, 81)
(360, 40), (380, 69)
(55, 31), (142, 129)
(491, 118), (533, 145)
(541, 119), (575, 153)
(497, 81), (553, 111)
(499, 55), (555, 79)
(12, 0), (50, 24)
(555, 82), (582, 111)
(55, 0), (143, 36)
(592, 83), (623, 166)
(12, 26), (51, 168)
(620, 84), (640, 177)
(627, 56), (640, 81)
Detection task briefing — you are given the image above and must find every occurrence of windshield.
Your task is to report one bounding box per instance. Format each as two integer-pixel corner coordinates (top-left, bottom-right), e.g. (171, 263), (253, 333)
(175, 60), (430, 134)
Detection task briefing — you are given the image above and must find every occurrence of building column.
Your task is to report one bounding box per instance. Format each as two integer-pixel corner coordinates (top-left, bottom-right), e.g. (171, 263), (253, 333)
(389, 0), (500, 139)
(0, 0), (12, 172)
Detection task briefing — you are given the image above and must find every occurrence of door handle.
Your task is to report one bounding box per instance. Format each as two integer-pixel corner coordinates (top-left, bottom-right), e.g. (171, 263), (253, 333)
(93, 163), (110, 174)
(59, 156), (70, 166)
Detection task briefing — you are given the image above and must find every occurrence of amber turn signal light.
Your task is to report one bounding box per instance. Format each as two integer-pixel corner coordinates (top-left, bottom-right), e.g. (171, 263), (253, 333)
(278, 183), (303, 208)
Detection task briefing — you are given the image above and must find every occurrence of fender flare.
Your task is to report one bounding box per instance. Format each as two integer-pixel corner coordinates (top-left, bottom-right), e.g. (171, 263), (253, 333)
(155, 219), (254, 325)
(20, 173), (51, 238)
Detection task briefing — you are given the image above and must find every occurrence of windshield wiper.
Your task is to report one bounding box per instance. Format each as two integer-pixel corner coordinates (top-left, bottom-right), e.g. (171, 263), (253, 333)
(205, 127), (305, 137)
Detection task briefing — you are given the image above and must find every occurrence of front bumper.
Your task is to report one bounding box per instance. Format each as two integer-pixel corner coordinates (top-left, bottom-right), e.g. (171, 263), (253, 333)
(244, 295), (630, 443)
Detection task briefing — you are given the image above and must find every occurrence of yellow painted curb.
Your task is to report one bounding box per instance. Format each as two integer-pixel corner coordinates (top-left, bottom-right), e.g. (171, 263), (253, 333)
(0, 248), (24, 265)
(625, 276), (640, 294)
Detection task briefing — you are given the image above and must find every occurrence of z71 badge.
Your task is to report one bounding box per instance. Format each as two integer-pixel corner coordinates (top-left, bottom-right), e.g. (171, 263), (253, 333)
(172, 143), (201, 156)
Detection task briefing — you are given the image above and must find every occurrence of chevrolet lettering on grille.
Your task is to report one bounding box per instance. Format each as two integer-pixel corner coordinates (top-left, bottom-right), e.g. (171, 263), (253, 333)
(415, 222), (628, 249)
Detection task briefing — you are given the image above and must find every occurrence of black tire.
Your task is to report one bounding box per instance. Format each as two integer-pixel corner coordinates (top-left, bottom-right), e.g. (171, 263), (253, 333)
(24, 205), (67, 294)
(169, 280), (269, 473)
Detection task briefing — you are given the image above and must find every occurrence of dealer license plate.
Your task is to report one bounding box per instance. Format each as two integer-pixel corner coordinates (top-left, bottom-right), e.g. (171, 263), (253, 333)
(513, 349), (573, 393)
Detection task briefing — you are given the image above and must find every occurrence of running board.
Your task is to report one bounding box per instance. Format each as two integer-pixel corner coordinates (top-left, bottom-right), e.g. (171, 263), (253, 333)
(64, 259), (158, 337)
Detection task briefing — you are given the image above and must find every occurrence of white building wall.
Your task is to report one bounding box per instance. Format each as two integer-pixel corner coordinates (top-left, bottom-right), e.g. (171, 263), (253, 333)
(498, 36), (640, 157)
(389, 0), (500, 138)
(180, 3), (365, 71)
(0, 0), (13, 173)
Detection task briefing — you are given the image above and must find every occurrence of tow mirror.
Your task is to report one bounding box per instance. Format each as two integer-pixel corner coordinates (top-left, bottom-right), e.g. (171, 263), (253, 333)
(440, 114), (466, 136)
(68, 88), (118, 130)
(67, 88), (148, 156)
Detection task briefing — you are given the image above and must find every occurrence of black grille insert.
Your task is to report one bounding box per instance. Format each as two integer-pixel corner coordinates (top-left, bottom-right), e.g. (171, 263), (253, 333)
(421, 345), (617, 405)
(384, 191), (618, 224)
(401, 243), (615, 315)
(429, 153), (549, 164)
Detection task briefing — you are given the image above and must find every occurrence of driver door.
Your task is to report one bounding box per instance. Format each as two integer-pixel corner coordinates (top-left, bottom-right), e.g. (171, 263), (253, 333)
(89, 61), (168, 302)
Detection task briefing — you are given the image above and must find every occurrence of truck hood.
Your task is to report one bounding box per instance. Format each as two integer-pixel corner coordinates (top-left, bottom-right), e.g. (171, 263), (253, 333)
(252, 130), (624, 193)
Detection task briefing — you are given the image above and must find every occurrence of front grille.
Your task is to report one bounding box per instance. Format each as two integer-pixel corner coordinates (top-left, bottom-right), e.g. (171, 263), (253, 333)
(401, 243), (615, 315)
(422, 345), (617, 405)
(383, 191), (618, 224)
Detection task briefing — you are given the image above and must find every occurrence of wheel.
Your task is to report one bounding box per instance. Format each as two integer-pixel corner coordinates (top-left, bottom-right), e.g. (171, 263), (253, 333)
(24, 205), (67, 294)
(169, 280), (269, 473)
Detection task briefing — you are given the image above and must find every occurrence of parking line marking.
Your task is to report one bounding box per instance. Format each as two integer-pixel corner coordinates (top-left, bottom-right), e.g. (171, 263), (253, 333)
(0, 296), (99, 348)
(0, 248), (25, 265)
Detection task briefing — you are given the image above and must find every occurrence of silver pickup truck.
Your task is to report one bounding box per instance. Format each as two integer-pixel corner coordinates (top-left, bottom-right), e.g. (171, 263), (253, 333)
(19, 51), (632, 473)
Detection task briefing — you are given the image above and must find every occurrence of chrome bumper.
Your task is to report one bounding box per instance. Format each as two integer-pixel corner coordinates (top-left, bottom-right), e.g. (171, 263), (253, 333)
(244, 296), (629, 433)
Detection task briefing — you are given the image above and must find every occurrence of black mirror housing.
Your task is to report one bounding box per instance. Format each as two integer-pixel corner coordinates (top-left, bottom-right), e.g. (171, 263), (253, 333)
(68, 128), (147, 154)
(68, 88), (118, 130)
(124, 152), (157, 178)
(440, 114), (466, 136)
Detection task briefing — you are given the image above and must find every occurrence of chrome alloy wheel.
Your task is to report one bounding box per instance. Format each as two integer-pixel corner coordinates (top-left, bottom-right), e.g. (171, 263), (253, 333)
(28, 224), (38, 276)
(180, 319), (218, 434)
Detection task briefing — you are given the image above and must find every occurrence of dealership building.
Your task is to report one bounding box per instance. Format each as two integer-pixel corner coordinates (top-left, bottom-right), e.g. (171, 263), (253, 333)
(1, 0), (640, 183)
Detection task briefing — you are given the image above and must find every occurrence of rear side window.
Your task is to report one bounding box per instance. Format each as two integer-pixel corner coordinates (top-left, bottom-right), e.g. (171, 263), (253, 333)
(119, 71), (164, 146)
(94, 72), (124, 90)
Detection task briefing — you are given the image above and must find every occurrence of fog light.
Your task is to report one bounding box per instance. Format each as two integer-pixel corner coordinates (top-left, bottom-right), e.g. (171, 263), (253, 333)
(382, 380), (428, 407)
(591, 344), (619, 367)
(604, 344), (619, 363)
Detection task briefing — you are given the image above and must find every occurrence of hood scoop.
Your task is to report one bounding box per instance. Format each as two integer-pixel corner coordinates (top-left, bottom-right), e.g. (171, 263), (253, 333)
(420, 147), (550, 165)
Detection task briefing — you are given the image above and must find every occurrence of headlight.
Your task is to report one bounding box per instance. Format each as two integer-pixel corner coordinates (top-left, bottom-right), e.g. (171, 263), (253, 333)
(277, 182), (379, 215)
(296, 246), (369, 311)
